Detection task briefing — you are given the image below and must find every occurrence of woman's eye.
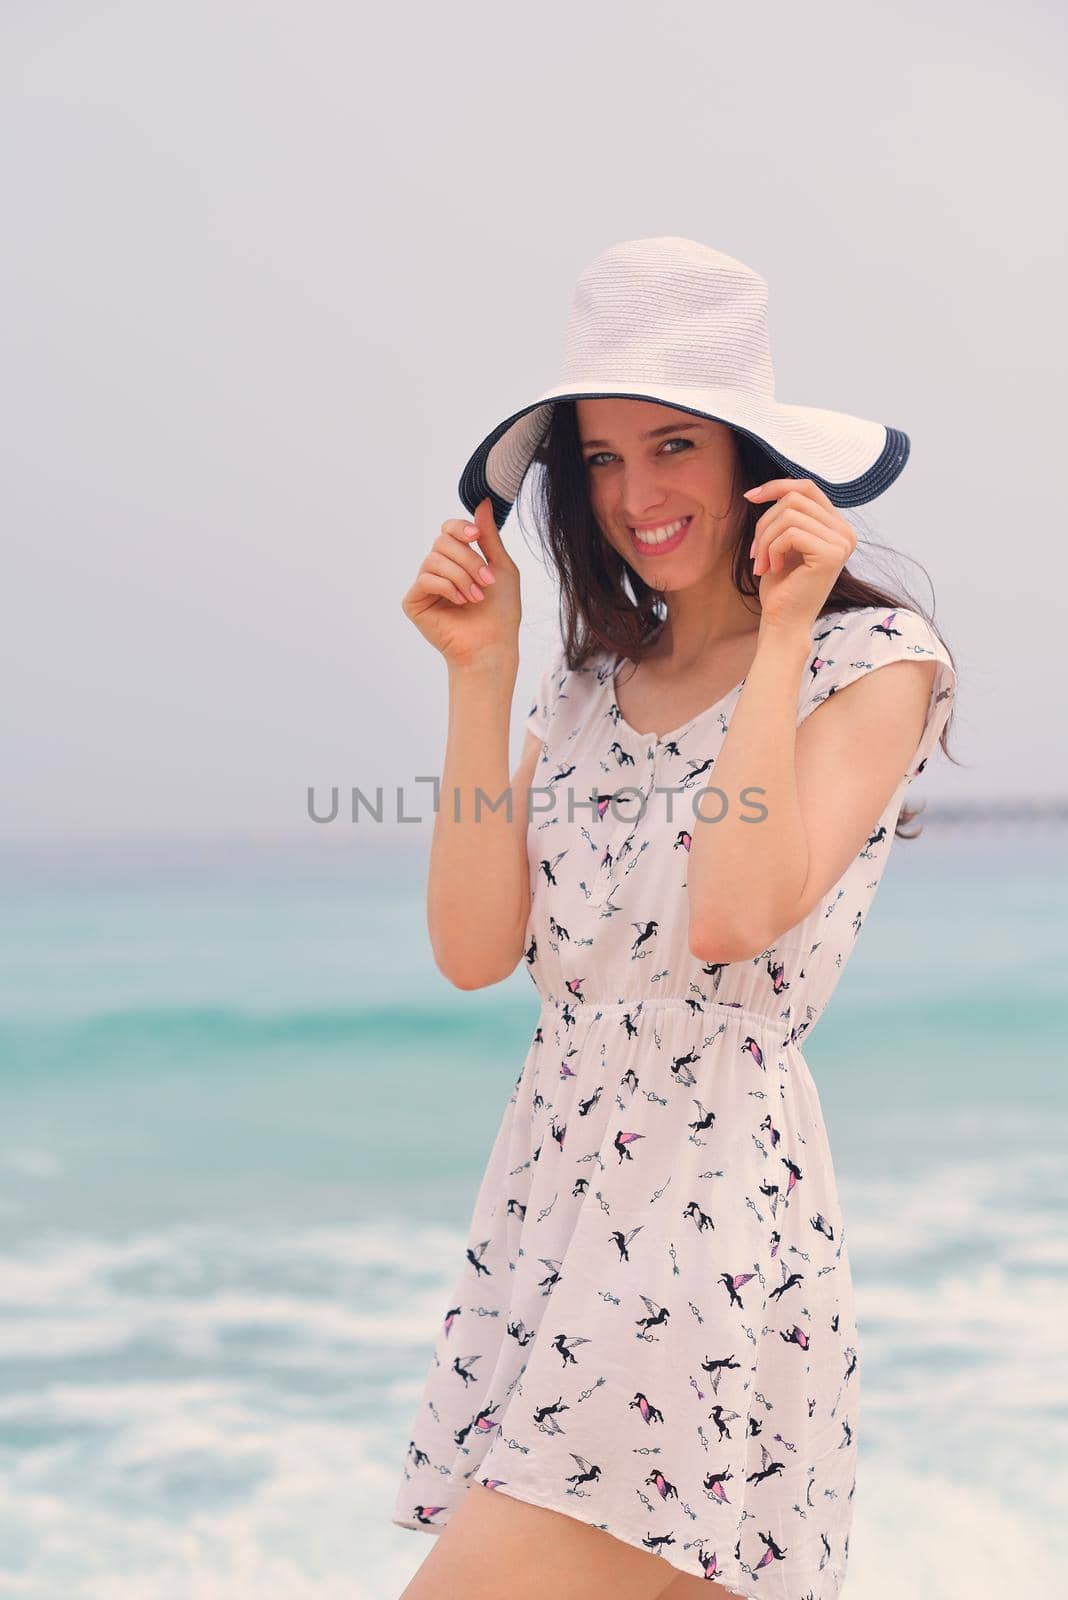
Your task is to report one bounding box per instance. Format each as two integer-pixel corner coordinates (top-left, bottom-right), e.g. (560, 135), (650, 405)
(585, 437), (693, 469)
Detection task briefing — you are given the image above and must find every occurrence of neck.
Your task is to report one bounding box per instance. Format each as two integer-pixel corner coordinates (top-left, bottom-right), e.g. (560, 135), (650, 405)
(652, 573), (761, 668)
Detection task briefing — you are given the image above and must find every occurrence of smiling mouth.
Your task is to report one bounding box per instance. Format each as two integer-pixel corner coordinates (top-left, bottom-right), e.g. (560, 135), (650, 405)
(628, 515), (693, 555)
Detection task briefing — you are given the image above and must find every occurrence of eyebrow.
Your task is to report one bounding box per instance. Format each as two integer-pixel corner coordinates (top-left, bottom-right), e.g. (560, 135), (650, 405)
(579, 422), (705, 450)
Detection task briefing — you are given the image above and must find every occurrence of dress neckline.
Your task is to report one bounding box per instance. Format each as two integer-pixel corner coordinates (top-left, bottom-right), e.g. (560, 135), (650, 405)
(607, 650), (748, 746)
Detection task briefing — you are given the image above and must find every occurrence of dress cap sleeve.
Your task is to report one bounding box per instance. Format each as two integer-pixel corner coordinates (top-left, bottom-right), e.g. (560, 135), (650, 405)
(798, 605), (957, 784)
(524, 638), (567, 744)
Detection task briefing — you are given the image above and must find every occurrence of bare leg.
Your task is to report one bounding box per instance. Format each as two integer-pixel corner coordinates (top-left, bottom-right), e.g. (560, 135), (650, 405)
(398, 1480), (694, 1600)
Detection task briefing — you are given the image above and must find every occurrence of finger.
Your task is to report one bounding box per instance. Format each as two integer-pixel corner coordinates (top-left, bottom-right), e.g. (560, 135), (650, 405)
(751, 489), (843, 551)
(425, 550), (487, 601)
(753, 508), (846, 573)
(451, 497), (506, 583)
(440, 516), (487, 572)
(434, 529), (497, 587)
(761, 523), (847, 575)
(744, 478), (836, 512)
(754, 512), (823, 573)
(442, 515), (483, 541)
(415, 571), (470, 606)
(469, 496), (508, 562)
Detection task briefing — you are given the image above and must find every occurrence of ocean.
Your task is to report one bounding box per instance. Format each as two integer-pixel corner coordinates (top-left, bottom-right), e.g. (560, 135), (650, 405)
(0, 823), (1064, 1599)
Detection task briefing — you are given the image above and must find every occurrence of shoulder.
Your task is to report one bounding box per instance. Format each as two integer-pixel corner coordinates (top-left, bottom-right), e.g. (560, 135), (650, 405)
(798, 604), (954, 721)
(543, 639), (617, 694)
(525, 638), (611, 741)
(806, 605), (953, 681)
(799, 603), (958, 780)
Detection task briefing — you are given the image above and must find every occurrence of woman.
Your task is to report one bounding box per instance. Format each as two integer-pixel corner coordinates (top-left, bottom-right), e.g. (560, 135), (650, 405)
(392, 238), (959, 1600)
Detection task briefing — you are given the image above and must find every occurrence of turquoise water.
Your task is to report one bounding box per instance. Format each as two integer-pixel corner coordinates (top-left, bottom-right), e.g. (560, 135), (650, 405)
(0, 827), (1065, 1599)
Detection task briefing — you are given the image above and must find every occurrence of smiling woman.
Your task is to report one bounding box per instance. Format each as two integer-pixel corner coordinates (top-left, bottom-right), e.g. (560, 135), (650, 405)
(519, 393), (957, 843)
(395, 236), (962, 1599)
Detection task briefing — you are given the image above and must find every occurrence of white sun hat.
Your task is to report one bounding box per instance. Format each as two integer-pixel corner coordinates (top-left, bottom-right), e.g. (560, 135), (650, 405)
(458, 236), (909, 526)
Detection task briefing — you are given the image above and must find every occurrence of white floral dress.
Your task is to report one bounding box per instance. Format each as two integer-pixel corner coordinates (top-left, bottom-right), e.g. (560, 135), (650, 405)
(391, 604), (957, 1598)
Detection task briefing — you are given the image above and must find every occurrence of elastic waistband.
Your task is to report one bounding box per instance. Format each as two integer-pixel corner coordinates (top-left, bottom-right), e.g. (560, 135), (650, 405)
(538, 993), (789, 1037)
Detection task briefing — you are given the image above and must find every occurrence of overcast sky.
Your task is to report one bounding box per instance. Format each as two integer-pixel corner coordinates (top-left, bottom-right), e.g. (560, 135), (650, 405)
(2, 0), (1064, 844)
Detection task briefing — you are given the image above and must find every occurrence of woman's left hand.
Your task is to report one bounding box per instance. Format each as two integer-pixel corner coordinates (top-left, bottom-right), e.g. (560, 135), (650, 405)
(743, 479), (857, 632)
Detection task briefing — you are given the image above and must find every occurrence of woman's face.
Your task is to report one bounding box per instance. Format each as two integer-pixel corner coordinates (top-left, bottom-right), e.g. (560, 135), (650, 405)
(575, 397), (744, 588)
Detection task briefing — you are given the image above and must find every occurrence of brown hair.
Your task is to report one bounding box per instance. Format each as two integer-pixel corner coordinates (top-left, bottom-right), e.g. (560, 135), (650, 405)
(517, 399), (960, 840)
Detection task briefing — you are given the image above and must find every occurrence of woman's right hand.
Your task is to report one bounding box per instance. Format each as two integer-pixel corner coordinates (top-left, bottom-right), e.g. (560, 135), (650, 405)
(400, 497), (522, 667)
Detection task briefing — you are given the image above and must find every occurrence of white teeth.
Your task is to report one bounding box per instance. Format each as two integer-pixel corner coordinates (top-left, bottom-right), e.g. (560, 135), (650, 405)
(632, 517), (689, 545)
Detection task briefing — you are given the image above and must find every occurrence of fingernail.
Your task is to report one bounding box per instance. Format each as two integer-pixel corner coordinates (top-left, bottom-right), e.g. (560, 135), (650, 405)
(469, 583), (483, 600)
(478, 565), (494, 584)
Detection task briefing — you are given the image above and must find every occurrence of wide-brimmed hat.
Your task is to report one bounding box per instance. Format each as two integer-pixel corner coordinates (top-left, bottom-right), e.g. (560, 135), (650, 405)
(458, 236), (909, 526)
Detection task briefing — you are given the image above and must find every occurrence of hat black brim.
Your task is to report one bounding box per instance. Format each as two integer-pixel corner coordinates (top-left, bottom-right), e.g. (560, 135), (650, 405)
(458, 393), (910, 524)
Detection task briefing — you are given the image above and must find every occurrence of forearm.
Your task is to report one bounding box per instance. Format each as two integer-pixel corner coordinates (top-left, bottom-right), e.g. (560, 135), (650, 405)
(687, 622), (813, 960)
(427, 649), (528, 988)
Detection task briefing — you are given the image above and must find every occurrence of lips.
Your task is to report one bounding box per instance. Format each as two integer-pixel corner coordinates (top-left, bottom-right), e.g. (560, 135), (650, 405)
(628, 515), (693, 556)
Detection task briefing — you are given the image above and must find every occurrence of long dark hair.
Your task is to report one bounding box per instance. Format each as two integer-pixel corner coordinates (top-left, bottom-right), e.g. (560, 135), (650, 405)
(517, 399), (960, 840)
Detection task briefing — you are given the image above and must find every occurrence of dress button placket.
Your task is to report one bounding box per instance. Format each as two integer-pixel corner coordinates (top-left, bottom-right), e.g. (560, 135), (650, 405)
(591, 737), (653, 911)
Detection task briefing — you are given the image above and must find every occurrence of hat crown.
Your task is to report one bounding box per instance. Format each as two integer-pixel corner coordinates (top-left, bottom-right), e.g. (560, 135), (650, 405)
(559, 236), (776, 398)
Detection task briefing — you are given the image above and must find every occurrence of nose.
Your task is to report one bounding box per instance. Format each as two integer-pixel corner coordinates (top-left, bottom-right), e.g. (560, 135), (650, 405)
(617, 463), (672, 524)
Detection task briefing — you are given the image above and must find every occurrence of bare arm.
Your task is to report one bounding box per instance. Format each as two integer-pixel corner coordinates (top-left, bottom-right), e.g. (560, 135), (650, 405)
(400, 496), (543, 990)
(427, 651), (544, 989)
(687, 620), (935, 963)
